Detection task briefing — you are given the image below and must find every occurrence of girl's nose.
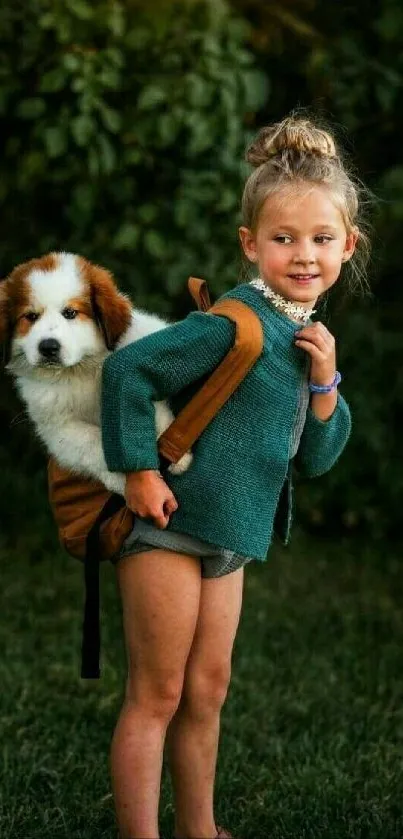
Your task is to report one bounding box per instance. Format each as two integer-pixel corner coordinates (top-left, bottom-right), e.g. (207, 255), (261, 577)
(292, 245), (315, 264)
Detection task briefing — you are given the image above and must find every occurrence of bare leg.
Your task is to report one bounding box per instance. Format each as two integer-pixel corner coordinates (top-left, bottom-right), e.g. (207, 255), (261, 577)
(166, 568), (244, 839)
(111, 549), (202, 839)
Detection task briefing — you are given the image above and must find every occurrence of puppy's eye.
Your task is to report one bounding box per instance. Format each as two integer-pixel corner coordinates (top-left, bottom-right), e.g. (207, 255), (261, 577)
(62, 308), (78, 320)
(24, 312), (39, 323)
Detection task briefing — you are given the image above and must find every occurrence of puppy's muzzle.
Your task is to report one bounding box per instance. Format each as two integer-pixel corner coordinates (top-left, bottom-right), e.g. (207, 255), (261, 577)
(38, 338), (61, 362)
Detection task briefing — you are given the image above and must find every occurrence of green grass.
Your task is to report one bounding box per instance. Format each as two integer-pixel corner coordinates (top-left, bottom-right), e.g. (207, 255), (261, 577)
(1, 530), (402, 839)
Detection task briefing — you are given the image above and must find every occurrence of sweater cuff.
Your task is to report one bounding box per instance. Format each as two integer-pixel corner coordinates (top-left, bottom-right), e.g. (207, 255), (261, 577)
(295, 392), (352, 478)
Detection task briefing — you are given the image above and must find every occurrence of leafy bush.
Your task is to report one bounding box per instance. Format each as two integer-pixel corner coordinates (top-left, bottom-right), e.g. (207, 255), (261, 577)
(1, 0), (267, 308)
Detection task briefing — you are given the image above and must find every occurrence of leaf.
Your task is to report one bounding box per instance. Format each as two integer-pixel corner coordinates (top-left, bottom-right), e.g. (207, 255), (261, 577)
(71, 114), (95, 146)
(144, 229), (167, 259)
(71, 77), (86, 93)
(184, 114), (213, 155)
(88, 145), (100, 176)
(137, 85), (167, 110)
(72, 183), (95, 213)
(105, 2), (125, 37)
(43, 127), (67, 158)
(241, 70), (269, 111)
(113, 223), (139, 250)
(174, 199), (190, 228)
(16, 98), (46, 119)
(158, 113), (178, 145)
(39, 68), (67, 93)
(39, 12), (56, 30)
(125, 26), (151, 50)
(65, 0), (93, 20)
(185, 73), (213, 108)
(98, 133), (116, 173)
(138, 204), (158, 224)
(99, 105), (121, 133)
(62, 53), (81, 72)
(98, 68), (121, 91)
(269, 6), (320, 40)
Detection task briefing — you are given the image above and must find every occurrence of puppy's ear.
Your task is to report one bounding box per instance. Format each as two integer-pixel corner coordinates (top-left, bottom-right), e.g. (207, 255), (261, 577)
(0, 280), (12, 365)
(79, 258), (132, 349)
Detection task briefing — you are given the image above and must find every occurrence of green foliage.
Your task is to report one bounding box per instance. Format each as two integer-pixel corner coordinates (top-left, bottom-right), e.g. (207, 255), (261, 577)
(1, 0), (266, 306)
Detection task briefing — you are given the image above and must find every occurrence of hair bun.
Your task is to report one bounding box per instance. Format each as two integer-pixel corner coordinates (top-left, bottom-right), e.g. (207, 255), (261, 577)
(246, 117), (337, 167)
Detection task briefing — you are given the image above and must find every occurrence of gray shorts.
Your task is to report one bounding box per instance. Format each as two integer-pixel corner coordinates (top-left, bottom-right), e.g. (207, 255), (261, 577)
(114, 517), (254, 578)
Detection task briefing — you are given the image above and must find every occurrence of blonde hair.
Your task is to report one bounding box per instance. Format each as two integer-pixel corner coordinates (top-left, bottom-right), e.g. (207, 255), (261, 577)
(241, 115), (371, 294)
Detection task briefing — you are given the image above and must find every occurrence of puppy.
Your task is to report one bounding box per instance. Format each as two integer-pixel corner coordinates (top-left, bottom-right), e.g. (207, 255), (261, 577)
(0, 252), (192, 495)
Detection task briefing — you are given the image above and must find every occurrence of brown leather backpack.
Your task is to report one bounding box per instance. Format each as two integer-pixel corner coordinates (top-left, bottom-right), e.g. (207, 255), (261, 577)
(48, 277), (264, 677)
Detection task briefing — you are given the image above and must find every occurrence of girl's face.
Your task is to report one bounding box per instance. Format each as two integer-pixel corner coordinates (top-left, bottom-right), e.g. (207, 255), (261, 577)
(239, 185), (358, 308)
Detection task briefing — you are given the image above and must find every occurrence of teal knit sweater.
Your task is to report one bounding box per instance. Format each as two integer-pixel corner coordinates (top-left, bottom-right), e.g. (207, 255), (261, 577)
(101, 283), (351, 561)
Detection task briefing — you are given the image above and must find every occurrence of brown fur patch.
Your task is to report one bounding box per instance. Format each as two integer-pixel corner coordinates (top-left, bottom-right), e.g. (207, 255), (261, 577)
(78, 257), (132, 348)
(14, 313), (35, 337)
(1, 253), (59, 339)
(65, 295), (94, 320)
(7, 253), (58, 291)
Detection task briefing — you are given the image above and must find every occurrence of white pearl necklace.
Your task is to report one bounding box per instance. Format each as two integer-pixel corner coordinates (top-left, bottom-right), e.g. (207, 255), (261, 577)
(249, 278), (316, 324)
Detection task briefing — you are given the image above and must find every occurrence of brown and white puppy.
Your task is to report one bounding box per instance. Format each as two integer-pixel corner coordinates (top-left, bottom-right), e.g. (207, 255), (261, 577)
(0, 252), (191, 494)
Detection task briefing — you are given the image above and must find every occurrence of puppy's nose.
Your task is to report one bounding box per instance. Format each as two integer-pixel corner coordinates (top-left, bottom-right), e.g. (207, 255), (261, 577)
(38, 338), (61, 359)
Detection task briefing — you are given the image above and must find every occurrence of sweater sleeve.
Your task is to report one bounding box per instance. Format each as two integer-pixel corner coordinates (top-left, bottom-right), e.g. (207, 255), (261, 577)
(101, 311), (235, 472)
(294, 392), (352, 478)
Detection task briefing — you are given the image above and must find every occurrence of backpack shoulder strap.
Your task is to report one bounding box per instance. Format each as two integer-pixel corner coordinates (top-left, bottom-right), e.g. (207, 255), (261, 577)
(188, 276), (211, 312)
(158, 295), (264, 464)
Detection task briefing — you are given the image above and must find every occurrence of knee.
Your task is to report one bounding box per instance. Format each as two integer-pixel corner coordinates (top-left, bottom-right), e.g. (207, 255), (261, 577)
(183, 664), (232, 720)
(125, 670), (184, 721)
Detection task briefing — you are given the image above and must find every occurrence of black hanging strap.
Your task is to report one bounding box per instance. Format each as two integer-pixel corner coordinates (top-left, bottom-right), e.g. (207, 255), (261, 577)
(81, 493), (126, 679)
(80, 458), (170, 679)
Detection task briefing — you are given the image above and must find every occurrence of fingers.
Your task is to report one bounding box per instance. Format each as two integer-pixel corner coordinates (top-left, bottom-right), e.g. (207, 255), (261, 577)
(294, 338), (325, 362)
(295, 321), (337, 384)
(124, 471), (178, 529)
(295, 322), (335, 350)
(153, 502), (177, 529)
(153, 511), (169, 529)
(152, 487), (178, 530)
(165, 494), (179, 515)
(295, 322), (336, 361)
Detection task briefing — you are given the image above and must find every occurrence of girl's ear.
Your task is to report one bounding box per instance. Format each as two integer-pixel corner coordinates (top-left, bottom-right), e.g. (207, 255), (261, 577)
(239, 227), (259, 263)
(342, 227), (359, 263)
(79, 258), (132, 350)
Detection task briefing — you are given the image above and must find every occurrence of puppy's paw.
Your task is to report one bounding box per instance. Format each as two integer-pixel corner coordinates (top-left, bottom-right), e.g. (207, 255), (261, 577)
(168, 450), (193, 475)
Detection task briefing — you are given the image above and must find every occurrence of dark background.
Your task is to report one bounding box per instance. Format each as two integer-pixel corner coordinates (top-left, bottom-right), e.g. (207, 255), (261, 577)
(1, 0), (402, 549)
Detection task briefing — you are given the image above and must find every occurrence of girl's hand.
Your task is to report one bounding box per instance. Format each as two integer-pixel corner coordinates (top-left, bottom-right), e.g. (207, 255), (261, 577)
(125, 470), (178, 529)
(294, 322), (336, 386)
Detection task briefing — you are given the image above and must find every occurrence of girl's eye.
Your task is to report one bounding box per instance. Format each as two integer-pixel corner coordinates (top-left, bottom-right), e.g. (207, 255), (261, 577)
(314, 235), (333, 244)
(274, 235), (292, 244)
(62, 308), (78, 320)
(24, 312), (39, 323)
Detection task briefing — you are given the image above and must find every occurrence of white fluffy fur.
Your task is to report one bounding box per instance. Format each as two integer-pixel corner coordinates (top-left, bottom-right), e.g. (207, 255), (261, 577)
(6, 253), (192, 495)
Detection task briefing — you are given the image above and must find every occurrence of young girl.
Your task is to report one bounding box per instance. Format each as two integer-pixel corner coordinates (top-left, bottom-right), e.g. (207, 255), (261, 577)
(101, 116), (368, 839)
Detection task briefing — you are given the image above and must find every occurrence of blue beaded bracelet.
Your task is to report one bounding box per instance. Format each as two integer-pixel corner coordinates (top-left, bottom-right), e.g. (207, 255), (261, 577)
(308, 371), (342, 394)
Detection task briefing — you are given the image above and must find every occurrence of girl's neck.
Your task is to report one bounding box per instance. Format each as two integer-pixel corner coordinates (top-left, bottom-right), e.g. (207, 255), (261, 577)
(249, 278), (316, 324)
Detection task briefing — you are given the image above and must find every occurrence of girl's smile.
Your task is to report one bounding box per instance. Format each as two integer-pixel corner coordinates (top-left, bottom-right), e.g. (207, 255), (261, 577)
(239, 185), (358, 311)
(287, 272), (320, 289)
